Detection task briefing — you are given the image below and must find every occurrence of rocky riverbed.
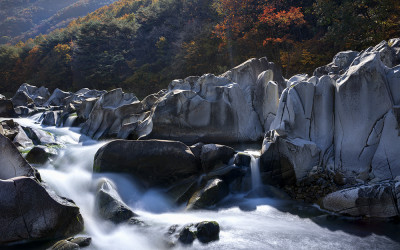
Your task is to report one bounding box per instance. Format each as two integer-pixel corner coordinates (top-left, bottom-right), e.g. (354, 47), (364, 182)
(1, 38), (400, 249)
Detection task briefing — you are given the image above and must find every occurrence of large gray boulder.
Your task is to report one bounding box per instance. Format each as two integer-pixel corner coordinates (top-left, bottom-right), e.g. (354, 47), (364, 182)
(0, 177), (84, 244)
(81, 88), (143, 139)
(94, 140), (199, 188)
(13, 83), (50, 106)
(321, 182), (399, 218)
(0, 134), (36, 179)
(45, 88), (71, 107)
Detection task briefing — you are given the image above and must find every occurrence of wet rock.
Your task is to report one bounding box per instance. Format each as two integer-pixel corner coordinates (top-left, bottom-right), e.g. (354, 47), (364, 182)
(95, 178), (137, 224)
(51, 236), (91, 250)
(0, 99), (16, 117)
(0, 177), (84, 244)
(178, 225), (196, 245)
(42, 111), (61, 126)
(25, 146), (50, 164)
(322, 183), (399, 218)
(22, 126), (56, 145)
(200, 144), (235, 173)
(0, 134), (36, 179)
(187, 178), (229, 210)
(233, 152), (252, 167)
(165, 176), (199, 204)
(94, 140), (199, 188)
(51, 239), (79, 250)
(196, 221), (220, 243)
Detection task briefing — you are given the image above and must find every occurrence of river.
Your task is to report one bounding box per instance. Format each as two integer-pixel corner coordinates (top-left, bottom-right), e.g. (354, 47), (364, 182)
(8, 117), (400, 250)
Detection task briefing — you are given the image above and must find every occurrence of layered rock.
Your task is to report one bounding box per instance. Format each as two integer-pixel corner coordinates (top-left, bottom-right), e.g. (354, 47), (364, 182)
(259, 39), (400, 218)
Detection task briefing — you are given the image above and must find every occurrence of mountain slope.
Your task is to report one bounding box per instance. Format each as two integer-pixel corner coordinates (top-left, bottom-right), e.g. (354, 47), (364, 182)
(0, 0), (118, 44)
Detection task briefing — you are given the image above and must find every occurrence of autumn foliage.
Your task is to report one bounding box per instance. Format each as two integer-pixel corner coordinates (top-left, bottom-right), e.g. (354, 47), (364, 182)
(0, 0), (399, 97)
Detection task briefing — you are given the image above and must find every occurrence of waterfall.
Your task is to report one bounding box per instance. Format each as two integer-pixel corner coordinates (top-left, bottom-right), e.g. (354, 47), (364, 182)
(250, 155), (262, 190)
(64, 115), (77, 127)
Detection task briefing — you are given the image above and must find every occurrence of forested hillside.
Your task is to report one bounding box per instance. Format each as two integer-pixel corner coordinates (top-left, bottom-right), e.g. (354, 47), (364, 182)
(0, 0), (399, 98)
(0, 0), (118, 44)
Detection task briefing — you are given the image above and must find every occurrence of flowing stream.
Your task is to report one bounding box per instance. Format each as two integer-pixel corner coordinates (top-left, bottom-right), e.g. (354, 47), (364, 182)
(10, 117), (400, 250)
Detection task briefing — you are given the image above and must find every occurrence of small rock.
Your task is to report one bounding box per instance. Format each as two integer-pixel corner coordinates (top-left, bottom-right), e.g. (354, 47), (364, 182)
(178, 225), (196, 245)
(196, 221), (220, 243)
(69, 237), (92, 247)
(186, 178), (229, 210)
(51, 239), (79, 250)
(25, 146), (49, 164)
(233, 153), (252, 167)
(333, 171), (346, 186)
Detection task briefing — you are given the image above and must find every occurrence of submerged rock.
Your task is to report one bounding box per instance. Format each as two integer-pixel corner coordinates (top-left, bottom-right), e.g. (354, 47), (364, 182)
(94, 140), (199, 188)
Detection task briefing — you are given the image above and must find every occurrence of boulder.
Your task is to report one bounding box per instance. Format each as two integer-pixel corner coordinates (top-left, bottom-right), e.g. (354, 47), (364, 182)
(149, 74), (264, 143)
(42, 111), (62, 126)
(0, 177), (84, 244)
(321, 183), (399, 218)
(45, 89), (71, 107)
(186, 178), (229, 210)
(196, 221), (220, 243)
(0, 134), (36, 179)
(94, 140), (199, 188)
(233, 152), (252, 168)
(0, 119), (19, 140)
(178, 225), (196, 245)
(11, 91), (34, 107)
(200, 144), (235, 173)
(25, 146), (50, 164)
(23, 127), (56, 145)
(13, 125), (33, 148)
(314, 51), (359, 77)
(81, 88), (142, 139)
(260, 132), (320, 185)
(0, 99), (15, 117)
(13, 83), (50, 106)
(95, 179), (137, 224)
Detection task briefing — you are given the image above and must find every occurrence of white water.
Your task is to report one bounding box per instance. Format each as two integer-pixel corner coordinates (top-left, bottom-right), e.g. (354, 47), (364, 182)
(250, 155), (262, 190)
(10, 117), (400, 250)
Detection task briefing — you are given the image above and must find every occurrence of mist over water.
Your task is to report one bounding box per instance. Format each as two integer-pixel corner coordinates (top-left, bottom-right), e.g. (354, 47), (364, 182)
(14, 117), (400, 250)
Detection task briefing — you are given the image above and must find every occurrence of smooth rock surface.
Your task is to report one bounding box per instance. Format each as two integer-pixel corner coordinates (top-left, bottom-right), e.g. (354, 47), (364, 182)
(0, 177), (84, 244)
(94, 140), (199, 188)
(322, 183), (399, 218)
